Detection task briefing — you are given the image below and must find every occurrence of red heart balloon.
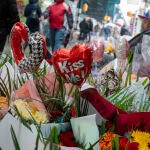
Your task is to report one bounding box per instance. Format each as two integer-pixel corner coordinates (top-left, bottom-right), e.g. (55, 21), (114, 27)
(11, 22), (47, 73)
(52, 44), (93, 86)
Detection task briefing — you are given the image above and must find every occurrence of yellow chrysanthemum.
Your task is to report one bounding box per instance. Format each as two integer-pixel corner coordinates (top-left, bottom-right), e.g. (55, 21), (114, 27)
(131, 130), (150, 150)
(28, 101), (38, 115)
(14, 99), (48, 124)
(14, 99), (32, 120)
(33, 111), (48, 124)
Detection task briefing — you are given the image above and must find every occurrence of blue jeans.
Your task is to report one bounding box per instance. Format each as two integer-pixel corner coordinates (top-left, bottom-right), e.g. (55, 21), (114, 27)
(50, 28), (67, 52)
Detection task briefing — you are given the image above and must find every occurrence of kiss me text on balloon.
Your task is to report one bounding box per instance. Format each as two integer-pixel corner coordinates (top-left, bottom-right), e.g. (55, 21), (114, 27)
(58, 60), (85, 83)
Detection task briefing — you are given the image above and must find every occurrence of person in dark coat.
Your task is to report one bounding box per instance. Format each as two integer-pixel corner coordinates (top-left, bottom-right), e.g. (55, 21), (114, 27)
(0, 0), (20, 52)
(79, 17), (93, 41)
(120, 25), (131, 36)
(24, 0), (42, 33)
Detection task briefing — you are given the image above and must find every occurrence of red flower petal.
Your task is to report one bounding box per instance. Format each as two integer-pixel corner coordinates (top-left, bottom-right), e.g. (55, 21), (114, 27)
(59, 131), (77, 147)
(127, 142), (139, 150)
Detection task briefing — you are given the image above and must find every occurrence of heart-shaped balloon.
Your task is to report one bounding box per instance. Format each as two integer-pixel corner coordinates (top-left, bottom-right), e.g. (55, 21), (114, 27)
(91, 39), (104, 62)
(52, 44), (93, 86)
(11, 22), (47, 73)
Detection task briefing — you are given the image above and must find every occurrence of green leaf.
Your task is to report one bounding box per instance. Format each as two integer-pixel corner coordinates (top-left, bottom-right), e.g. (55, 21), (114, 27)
(0, 54), (8, 68)
(44, 126), (52, 150)
(142, 78), (149, 87)
(14, 106), (32, 131)
(0, 77), (10, 98)
(34, 127), (40, 150)
(108, 87), (136, 112)
(50, 126), (59, 145)
(112, 135), (119, 150)
(17, 75), (23, 87)
(87, 138), (100, 150)
(10, 125), (21, 150)
(43, 126), (59, 150)
(6, 66), (12, 102)
(99, 122), (106, 135)
(124, 63), (132, 87)
(127, 50), (134, 64)
(68, 84), (75, 97)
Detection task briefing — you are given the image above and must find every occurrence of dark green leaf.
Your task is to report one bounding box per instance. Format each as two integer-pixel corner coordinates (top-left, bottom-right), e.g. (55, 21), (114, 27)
(10, 125), (21, 150)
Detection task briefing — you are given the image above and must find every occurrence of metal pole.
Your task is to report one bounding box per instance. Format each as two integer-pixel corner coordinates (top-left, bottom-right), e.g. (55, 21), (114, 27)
(74, 0), (82, 30)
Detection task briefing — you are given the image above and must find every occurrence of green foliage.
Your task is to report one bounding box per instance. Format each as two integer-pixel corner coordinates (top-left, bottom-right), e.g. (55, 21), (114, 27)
(87, 139), (100, 150)
(43, 126), (59, 150)
(13, 105), (32, 131)
(112, 135), (119, 150)
(50, 126), (59, 145)
(10, 125), (21, 150)
(107, 87), (135, 112)
(98, 122), (106, 136)
(34, 127), (41, 150)
(0, 54), (9, 68)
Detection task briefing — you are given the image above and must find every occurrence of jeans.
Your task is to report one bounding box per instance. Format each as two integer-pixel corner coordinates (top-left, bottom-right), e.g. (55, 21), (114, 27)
(105, 33), (109, 40)
(50, 28), (67, 52)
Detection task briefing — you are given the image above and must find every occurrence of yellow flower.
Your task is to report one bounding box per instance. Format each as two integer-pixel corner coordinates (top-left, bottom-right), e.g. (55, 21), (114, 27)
(28, 101), (38, 115)
(131, 130), (150, 150)
(14, 99), (48, 124)
(106, 45), (114, 53)
(14, 99), (32, 120)
(33, 111), (48, 124)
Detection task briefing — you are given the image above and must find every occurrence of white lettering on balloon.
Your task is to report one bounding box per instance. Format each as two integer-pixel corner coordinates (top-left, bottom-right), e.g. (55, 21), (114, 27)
(58, 60), (85, 83)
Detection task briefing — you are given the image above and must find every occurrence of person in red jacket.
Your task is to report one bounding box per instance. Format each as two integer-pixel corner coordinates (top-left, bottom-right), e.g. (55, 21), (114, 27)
(47, 0), (73, 52)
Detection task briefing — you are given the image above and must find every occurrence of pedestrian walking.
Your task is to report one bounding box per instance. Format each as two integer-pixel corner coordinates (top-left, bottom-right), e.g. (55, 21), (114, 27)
(24, 0), (42, 33)
(0, 0), (20, 52)
(47, 0), (73, 52)
(120, 25), (131, 36)
(79, 17), (93, 42)
(94, 23), (100, 37)
(104, 26), (111, 40)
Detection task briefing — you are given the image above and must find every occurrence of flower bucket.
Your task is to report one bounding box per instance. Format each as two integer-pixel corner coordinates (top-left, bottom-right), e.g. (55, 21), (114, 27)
(0, 113), (44, 150)
(71, 114), (100, 150)
(31, 122), (71, 139)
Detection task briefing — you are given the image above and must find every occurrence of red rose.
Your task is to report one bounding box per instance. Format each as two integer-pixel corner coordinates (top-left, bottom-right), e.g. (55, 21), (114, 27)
(119, 137), (128, 150)
(51, 110), (63, 117)
(119, 137), (139, 150)
(59, 131), (77, 147)
(127, 142), (139, 150)
(51, 110), (64, 121)
(71, 108), (76, 117)
(105, 121), (113, 131)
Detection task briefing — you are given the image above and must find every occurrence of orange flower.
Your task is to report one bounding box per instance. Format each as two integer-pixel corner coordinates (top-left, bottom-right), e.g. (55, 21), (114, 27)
(131, 74), (136, 80)
(0, 97), (8, 109)
(99, 132), (116, 150)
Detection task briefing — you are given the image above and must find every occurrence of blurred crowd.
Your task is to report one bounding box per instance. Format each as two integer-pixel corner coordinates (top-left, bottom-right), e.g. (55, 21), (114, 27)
(1, 0), (150, 59)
